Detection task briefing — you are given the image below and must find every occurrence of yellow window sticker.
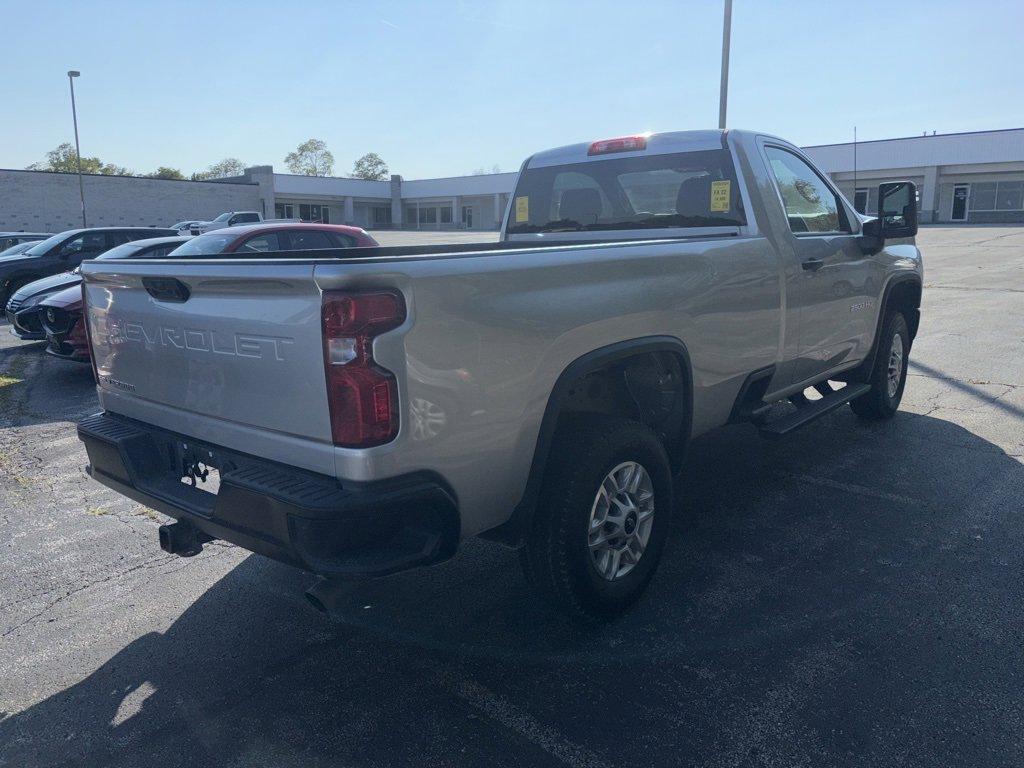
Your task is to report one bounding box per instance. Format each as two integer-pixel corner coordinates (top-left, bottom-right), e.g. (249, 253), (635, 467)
(710, 180), (731, 213)
(515, 196), (529, 223)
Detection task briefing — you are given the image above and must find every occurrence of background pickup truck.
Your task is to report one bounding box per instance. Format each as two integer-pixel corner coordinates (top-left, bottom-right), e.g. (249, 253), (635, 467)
(77, 129), (923, 620)
(187, 211), (263, 235)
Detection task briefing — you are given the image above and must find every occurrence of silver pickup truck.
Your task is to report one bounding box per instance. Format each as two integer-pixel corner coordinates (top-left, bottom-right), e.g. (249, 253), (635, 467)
(77, 130), (923, 620)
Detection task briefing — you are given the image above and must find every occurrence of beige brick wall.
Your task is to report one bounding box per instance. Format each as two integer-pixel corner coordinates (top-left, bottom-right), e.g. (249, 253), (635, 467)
(0, 169), (261, 232)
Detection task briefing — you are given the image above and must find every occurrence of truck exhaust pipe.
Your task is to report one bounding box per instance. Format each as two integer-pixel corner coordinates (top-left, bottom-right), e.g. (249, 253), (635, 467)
(305, 577), (346, 620)
(158, 521), (212, 557)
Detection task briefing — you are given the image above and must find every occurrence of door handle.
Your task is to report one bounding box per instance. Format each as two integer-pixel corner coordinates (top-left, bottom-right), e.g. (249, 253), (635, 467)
(802, 257), (825, 272)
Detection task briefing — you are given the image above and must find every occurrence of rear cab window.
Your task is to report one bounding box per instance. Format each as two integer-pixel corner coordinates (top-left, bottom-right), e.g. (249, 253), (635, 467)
(506, 148), (746, 236)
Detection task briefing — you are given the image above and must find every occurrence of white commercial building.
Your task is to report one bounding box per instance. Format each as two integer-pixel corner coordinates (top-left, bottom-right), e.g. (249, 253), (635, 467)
(2, 127), (1022, 233)
(238, 127), (1024, 228)
(246, 167), (518, 231)
(804, 128), (1024, 224)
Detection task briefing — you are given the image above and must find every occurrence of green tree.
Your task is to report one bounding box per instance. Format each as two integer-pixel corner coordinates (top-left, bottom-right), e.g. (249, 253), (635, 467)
(192, 157), (246, 180)
(351, 152), (388, 180)
(284, 138), (334, 176)
(145, 167), (185, 180)
(26, 142), (131, 175)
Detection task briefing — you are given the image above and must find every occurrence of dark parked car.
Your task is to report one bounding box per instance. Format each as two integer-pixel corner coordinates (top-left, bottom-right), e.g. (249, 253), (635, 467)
(3, 228), (179, 339)
(39, 225), (378, 363)
(40, 284), (89, 362)
(0, 232), (52, 252)
(0, 240), (45, 259)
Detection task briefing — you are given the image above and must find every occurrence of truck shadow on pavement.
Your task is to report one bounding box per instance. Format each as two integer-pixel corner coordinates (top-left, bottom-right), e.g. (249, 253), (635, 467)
(2, 408), (1023, 767)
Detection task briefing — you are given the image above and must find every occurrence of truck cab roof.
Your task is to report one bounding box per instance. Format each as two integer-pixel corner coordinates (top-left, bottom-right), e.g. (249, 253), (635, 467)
(525, 130), (729, 169)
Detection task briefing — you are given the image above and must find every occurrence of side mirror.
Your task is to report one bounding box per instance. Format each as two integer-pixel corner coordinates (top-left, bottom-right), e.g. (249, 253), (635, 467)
(878, 181), (918, 239)
(858, 181), (917, 254)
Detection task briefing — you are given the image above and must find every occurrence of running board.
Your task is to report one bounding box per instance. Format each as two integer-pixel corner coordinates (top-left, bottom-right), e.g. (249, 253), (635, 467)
(758, 383), (870, 439)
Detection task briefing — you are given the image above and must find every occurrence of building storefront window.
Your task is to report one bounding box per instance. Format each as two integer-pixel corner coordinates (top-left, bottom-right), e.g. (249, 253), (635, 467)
(299, 203), (329, 223)
(970, 181), (1024, 211)
(854, 188), (869, 214)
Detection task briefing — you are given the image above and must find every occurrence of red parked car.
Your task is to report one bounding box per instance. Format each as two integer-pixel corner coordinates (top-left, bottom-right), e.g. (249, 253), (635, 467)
(39, 284), (89, 361)
(165, 222), (379, 256)
(39, 223), (379, 362)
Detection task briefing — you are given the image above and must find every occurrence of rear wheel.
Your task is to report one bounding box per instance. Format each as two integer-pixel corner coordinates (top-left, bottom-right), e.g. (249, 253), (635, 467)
(520, 415), (673, 621)
(850, 311), (910, 420)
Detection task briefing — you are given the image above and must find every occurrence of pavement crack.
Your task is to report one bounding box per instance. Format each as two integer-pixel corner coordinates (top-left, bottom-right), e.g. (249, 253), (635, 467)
(1, 553), (181, 639)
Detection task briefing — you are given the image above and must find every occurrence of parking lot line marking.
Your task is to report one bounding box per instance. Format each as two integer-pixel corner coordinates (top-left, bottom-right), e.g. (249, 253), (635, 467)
(444, 675), (614, 768)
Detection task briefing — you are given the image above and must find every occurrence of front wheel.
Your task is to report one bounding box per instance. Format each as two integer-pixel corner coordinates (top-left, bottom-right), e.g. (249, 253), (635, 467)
(520, 416), (673, 621)
(850, 311), (910, 420)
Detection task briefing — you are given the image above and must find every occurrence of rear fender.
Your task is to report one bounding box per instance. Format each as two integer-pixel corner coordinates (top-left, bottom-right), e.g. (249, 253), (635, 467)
(482, 336), (693, 545)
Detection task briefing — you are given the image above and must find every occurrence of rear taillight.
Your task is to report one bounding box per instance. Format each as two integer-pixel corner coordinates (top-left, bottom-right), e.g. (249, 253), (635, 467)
(587, 134), (648, 155)
(321, 290), (406, 447)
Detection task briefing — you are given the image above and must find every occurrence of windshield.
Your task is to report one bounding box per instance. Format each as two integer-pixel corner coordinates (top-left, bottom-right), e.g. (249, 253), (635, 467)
(0, 241), (40, 258)
(23, 232), (75, 257)
(94, 242), (144, 261)
(506, 149), (746, 234)
(212, 213), (232, 222)
(166, 233), (236, 256)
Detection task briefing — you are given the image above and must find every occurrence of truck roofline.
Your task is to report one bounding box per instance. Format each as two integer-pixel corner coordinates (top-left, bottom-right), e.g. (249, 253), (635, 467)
(525, 129), (752, 169)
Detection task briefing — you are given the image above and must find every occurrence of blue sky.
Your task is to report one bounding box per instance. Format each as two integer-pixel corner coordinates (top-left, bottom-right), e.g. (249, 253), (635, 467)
(1, 0), (1021, 179)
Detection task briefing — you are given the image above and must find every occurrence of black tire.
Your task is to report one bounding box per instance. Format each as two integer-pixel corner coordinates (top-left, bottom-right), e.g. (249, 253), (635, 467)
(850, 311), (910, 420)
(520, 415), (673, 621)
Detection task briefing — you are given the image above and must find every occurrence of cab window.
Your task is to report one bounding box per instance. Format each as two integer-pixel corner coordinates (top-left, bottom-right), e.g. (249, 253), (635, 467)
(765, 147), (847, 234)
(507, 149), (746, 234)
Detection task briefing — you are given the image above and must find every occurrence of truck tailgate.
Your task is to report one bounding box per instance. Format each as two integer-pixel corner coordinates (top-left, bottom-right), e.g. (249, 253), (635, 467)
(81, 260), (332, 451)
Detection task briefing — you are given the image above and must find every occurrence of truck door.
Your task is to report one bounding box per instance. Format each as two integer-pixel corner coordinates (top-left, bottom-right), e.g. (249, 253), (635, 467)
(762, 145), (878, 386)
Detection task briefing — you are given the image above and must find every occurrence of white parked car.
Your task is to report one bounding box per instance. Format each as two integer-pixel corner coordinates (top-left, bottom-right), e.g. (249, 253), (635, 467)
(188, 211), (263, 235)
(168, 220), (203, 235)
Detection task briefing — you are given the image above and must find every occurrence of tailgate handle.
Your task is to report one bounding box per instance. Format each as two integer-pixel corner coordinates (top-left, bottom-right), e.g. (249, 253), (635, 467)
(143, 277), (191, 303)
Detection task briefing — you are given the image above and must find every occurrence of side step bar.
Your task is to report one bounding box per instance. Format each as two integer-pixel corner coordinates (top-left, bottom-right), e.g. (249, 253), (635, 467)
(758, 383), (871, 439)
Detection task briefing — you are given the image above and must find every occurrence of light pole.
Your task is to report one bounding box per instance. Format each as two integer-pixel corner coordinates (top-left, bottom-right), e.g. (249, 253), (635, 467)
(718, 0), (733, 130)
(67, 70), (86, 227)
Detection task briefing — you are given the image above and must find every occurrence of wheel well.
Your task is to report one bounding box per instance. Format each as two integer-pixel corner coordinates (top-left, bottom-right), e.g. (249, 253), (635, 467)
(482, 340), (692, 546)
(888, 279), (922, 340)
(557, 351), (690, 467)
(837, 276), (923, 387)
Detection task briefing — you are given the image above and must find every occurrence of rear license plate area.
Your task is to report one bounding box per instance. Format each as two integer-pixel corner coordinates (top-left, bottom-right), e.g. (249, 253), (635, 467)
(178, 441), (223, 496)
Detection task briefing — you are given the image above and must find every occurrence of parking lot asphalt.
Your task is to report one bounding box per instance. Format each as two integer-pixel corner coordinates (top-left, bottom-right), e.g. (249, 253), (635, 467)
(1, 226), (1022, 768)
